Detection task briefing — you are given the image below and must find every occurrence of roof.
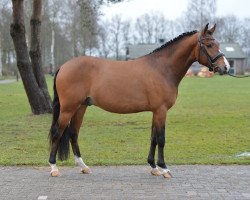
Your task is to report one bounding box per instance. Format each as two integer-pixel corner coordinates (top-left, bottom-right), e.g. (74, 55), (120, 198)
(128, 42), (247, 59)
(220, 43), (246, 59)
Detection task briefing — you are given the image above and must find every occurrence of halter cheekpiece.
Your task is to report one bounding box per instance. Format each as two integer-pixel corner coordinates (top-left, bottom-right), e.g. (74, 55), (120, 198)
(198, 35), (225, 72)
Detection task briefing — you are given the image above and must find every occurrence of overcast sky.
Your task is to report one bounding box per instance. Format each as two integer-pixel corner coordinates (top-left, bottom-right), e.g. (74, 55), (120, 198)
(102, 0), (250, 20)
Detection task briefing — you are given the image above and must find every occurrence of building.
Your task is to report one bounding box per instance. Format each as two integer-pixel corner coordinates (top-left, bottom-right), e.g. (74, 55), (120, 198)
(220, 43), (247, 75)
(127, 42), (247, 75)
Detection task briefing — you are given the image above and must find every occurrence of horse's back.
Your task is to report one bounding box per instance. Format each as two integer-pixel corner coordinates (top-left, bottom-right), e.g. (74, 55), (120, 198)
(56, 56), (137, 92)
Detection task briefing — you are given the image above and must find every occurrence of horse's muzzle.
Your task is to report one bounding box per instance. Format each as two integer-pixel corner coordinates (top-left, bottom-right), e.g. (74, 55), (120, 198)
(214, 66), (228, 75)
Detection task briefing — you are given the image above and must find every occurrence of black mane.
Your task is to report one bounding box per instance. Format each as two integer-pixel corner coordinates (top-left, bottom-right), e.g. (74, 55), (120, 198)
(151, 30), (198, 54)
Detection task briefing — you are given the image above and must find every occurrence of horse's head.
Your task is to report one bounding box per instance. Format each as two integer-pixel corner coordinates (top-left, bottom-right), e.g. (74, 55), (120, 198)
(197, 23), (230, 75)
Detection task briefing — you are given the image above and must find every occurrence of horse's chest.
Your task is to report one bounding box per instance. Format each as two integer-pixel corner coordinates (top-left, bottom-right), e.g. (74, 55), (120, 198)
(149, 83), (178, 110)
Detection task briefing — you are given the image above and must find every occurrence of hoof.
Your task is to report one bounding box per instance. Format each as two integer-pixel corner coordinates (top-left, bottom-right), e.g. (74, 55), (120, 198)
(162, 171), (173, 179)
(81, 166), (92, 174)
(50, 170), (60, 177)
(151, 168), (162, 176)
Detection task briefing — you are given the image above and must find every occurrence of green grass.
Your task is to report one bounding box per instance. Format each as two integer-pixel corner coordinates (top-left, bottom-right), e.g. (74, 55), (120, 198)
(0, 75), (249, 166)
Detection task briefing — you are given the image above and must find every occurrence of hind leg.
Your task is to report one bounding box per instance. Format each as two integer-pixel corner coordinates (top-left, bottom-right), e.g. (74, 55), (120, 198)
(49, 111), (72, 177)
(148, 125), (160, 176)
(70, 105), (92, 174)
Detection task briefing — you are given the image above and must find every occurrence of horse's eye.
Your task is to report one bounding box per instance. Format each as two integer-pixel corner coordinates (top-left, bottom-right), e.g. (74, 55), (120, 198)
(206, 44), (212, 48)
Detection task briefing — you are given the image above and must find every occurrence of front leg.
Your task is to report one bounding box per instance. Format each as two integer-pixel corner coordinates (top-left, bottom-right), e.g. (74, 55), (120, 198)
(156, 125), (166, 169)
(148, 128), (161, 176)
(147, 128), (157, 168)
(148, 107), (172, 178)
(156, 125), (172, 178)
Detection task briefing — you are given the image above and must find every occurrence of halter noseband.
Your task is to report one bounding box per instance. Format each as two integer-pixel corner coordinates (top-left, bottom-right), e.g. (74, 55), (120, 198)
(198, 35), (225, 72)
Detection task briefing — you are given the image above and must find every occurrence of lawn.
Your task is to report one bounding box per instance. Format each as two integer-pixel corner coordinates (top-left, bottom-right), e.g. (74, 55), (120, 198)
(0, 75), (249, 166)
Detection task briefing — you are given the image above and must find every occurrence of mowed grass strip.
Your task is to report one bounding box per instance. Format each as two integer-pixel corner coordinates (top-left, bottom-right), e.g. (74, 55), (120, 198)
(0, 75), (249, 166)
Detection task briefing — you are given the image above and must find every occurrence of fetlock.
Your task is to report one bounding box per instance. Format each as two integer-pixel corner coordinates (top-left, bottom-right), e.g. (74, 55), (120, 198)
(148, 157), (156, 168)
(157, 161), (167, 169)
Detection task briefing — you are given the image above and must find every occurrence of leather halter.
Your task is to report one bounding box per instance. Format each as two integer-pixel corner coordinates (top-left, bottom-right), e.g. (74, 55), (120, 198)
(198, 35), (225, 72)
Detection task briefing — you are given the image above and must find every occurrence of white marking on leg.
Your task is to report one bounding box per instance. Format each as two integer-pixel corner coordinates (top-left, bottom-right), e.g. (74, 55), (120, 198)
(75, 156), (87, 168)
(162, 168), (170, 174)
(49, 163), (58, 173)
(151, 167), (162, 176)
(75, 156), (92, 173)
(162, 168), (173, 178)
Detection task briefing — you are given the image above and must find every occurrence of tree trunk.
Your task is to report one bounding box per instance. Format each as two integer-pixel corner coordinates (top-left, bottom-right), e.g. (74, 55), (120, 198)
(50, 27), (55, 74)
(0, 34), (2, 77)
(29, 0), (52, 110)
(10, 0), (52, 114)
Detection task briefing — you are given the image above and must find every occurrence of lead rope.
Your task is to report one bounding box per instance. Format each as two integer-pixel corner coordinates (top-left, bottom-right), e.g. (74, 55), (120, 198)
(227, 73), (250, 78)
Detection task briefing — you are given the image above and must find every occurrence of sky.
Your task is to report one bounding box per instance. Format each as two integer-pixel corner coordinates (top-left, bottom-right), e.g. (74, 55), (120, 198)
(102, 0), (250, 20)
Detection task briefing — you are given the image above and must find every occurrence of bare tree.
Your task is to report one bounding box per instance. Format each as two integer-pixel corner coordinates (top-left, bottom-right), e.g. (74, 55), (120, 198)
(183, 0), (217, 30)
(0, 2), (5, 76)
(78, 0), (99, 55)
(2, 0), (126, 79)
(151, 13), (166, 43)
(134, 17), (146, 43)
(134, 14), (155, 44)
(122, 19), (131, 46)
(29, 0), (52, 108)
(98, 21), (112, 58)
(46, 0), (61, 74)
(98, 16), (131, 59)
(109, 15), (122, 59)
(0, 2), (15, 75)
(0, 32), (2, 76)
(141, 14), (154, 44)
(10, 0), (52, 114)
(66, 0), (80, 57)
(241, 18), (250, 48)
(41, 0), (71, 68)
(215, 15), (241, 43)
(134, 12), (170, 44)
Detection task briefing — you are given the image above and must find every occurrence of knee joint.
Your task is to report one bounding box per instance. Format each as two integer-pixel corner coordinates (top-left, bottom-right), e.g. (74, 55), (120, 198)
(151, 136), (157, 146)
(157, 135), (165, 148)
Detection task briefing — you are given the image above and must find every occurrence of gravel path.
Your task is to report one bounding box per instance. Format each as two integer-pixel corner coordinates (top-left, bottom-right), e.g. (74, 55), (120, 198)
(0, 165), (249, 200)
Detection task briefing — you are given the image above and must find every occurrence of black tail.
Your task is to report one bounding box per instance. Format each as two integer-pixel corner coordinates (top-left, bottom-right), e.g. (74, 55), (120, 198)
(51, 70), (60, 126)
(49, 69), (71, 161)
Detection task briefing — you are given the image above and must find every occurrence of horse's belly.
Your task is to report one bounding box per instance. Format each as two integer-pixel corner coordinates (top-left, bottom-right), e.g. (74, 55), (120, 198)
(91, 89), (149, 114)
(96, 102), (149, 114)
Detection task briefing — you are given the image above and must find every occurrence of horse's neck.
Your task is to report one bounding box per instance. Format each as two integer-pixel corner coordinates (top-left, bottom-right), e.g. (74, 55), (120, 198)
(152, 35), (197, 86)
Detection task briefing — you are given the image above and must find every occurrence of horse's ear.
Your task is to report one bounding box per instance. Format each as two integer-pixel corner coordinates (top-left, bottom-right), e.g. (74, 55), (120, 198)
(201, 23), (209, 36)
(208, 24), (216, 35)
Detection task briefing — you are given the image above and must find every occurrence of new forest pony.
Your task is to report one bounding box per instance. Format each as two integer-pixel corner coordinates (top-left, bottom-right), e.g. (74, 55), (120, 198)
(49, 24), (230, 178)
